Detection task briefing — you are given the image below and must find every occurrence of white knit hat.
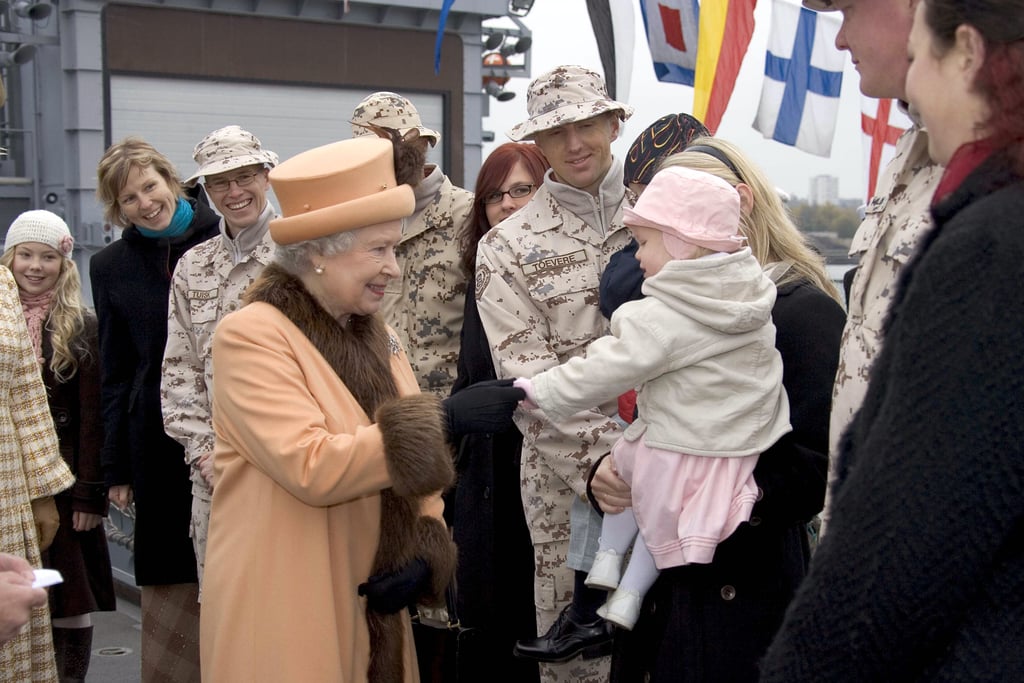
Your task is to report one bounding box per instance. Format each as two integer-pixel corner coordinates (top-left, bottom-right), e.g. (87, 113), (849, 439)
(4, 210), (74, 258)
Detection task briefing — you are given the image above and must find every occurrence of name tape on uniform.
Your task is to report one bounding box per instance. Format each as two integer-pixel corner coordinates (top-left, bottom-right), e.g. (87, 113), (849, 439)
(520, 250), (589, 276)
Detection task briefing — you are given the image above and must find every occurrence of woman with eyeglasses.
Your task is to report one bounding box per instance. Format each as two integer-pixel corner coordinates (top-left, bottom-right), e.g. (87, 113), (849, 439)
(90, 136), (220, 682)
(439, 142), (549, 682)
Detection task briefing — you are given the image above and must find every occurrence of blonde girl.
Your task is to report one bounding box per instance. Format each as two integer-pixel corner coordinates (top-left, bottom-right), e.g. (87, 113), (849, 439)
(2, 210), (115, 682)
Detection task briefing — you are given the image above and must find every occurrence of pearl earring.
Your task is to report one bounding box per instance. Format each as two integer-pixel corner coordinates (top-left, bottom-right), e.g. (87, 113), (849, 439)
(314, 265), (324, 275)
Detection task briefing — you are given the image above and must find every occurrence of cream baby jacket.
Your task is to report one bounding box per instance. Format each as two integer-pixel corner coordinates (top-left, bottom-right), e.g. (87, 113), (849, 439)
(531, 248), (791, 456)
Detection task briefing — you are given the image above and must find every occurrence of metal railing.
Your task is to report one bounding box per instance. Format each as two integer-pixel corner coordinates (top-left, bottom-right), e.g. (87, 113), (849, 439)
(104, 503), (135, 553)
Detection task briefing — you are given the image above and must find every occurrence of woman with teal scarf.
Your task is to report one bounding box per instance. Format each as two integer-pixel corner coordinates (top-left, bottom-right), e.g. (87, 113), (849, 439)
(90, 137), (219, 682)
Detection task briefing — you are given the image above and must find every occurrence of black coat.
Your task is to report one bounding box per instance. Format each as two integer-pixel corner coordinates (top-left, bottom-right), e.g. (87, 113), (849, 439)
(607, 278), (846, 683)
(41, 310), (116, 617)
(438, 276), (539, 683)
(760, 155), (1024, 682)
(88, 192), (219, 586)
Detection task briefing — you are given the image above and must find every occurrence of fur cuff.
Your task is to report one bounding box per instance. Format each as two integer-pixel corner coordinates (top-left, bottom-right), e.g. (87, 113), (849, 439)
(416, 516), (457, 603)
(376, 394), (454, 497)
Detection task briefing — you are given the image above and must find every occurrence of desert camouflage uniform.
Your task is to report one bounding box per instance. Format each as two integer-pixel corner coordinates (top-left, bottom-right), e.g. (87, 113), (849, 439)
(379, 165), (473, 396)
(821, 123), (942, 534)
(161, 203), (277, 586)
(476, 163), (631, 683)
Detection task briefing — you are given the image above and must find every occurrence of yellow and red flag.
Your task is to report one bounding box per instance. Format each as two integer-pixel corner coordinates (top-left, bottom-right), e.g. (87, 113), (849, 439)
(692, 0), (758, 133)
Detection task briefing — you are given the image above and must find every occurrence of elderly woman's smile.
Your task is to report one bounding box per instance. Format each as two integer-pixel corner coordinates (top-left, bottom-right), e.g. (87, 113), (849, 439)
(203, 135), (462, 681)
(308, 219), (402, 323)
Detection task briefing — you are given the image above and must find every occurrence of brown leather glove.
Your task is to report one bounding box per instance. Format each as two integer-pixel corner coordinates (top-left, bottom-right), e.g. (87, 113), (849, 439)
(30, 497), (59, 552)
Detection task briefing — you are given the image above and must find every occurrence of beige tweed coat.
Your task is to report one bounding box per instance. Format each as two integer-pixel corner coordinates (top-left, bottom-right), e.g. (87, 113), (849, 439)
(0, 266), (74, 682)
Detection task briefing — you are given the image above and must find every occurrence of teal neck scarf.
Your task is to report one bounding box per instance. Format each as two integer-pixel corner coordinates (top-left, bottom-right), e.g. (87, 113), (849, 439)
(136, 198), (193, 239)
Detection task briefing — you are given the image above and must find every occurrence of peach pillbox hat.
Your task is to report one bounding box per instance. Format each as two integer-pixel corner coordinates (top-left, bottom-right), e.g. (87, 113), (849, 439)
(623, 166), (746, 258)
(268, 137), (415, 245)
(507, 65), (633, 142)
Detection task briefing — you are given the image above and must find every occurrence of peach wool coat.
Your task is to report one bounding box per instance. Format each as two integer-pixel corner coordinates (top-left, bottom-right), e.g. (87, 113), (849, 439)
(200, 266), (455, 682)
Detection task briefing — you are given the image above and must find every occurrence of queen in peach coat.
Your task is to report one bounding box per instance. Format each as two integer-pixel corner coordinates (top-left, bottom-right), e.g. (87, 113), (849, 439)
(200, 138), (456, 682)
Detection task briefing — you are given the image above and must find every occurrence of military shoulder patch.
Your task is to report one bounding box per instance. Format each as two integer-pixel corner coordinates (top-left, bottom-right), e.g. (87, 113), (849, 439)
(474, 267), (490, 302)
(864, 194), (888, 215)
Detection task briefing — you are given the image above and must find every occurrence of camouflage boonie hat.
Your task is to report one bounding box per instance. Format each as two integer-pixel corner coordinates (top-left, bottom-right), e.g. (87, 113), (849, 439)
(185, 125), (279, 186)
(507, 65), (634, 142)
(350, 92), (441, 146)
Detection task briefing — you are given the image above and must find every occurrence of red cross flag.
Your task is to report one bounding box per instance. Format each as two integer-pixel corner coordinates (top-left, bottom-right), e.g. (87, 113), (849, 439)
(861, 97), (911, 201)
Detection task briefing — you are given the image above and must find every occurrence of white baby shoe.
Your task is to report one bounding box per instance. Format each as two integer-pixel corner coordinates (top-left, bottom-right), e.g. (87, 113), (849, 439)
(585, 548), (623, 590)
(597, 588), (642, 631)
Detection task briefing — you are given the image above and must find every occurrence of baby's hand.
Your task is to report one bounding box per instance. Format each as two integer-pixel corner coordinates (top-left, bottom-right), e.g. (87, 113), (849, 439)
(513, 378), (539, 410)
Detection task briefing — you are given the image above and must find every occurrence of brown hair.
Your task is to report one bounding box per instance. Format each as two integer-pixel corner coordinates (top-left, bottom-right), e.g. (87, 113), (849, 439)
(95, 137), (184, 227)
(923, 0), (1024, 168)
(459, 143), (549, 276)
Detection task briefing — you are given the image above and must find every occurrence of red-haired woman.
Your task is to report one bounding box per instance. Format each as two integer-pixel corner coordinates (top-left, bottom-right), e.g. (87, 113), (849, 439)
(445, 142), (548, 681)
(762, 0), (1024, 680)
(457, 142), (550, 276)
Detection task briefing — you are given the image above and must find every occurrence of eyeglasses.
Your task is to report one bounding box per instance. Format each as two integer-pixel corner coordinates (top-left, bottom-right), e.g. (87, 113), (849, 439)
(482, 183), (534, 205)
(205, 171), (260, 194)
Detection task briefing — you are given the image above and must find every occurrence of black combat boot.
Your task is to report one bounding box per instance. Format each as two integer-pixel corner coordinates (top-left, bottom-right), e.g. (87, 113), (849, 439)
(512, 604), (614, 663)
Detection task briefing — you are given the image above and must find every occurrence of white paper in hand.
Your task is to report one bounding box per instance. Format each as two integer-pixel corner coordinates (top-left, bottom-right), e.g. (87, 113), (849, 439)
(32, 568), (63, 588)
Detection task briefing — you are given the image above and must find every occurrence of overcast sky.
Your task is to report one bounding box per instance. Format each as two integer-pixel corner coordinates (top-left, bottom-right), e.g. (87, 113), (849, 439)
(481, 0), (869, 202)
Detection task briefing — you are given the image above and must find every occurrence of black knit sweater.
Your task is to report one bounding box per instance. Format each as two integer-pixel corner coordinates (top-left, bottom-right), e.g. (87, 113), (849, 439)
(760, 155), (1024, 681)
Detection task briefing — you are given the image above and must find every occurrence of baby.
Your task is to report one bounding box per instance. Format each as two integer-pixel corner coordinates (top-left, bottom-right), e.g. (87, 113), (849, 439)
(516, 166), (791, 629)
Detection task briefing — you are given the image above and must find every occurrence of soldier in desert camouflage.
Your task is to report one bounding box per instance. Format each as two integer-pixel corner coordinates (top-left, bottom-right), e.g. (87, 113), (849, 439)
(160, 125), (279, 588)
(350, 92), (474, 397)
(475, 65), (634, 683)
(801, 0), (943, 534)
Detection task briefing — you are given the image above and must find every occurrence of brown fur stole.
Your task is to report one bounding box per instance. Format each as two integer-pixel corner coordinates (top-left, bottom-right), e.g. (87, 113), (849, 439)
(245, 264), (456, 682)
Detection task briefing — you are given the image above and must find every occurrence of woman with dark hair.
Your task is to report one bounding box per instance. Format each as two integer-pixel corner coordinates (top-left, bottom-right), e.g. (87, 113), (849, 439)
(457, 142), (550, 277)
(761, 1), (1024, 680)
(443, 142), (548, 681)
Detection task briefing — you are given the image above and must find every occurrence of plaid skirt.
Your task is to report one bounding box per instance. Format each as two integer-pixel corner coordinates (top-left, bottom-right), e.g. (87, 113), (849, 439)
(141, 583), (200, 683)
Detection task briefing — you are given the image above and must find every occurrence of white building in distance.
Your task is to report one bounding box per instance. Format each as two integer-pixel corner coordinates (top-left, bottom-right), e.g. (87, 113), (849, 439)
(809, 174), (840, 205)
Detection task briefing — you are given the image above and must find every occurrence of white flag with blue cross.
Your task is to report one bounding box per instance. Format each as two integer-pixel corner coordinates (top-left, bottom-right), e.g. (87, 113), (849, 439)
(753, 0), (845, 157)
